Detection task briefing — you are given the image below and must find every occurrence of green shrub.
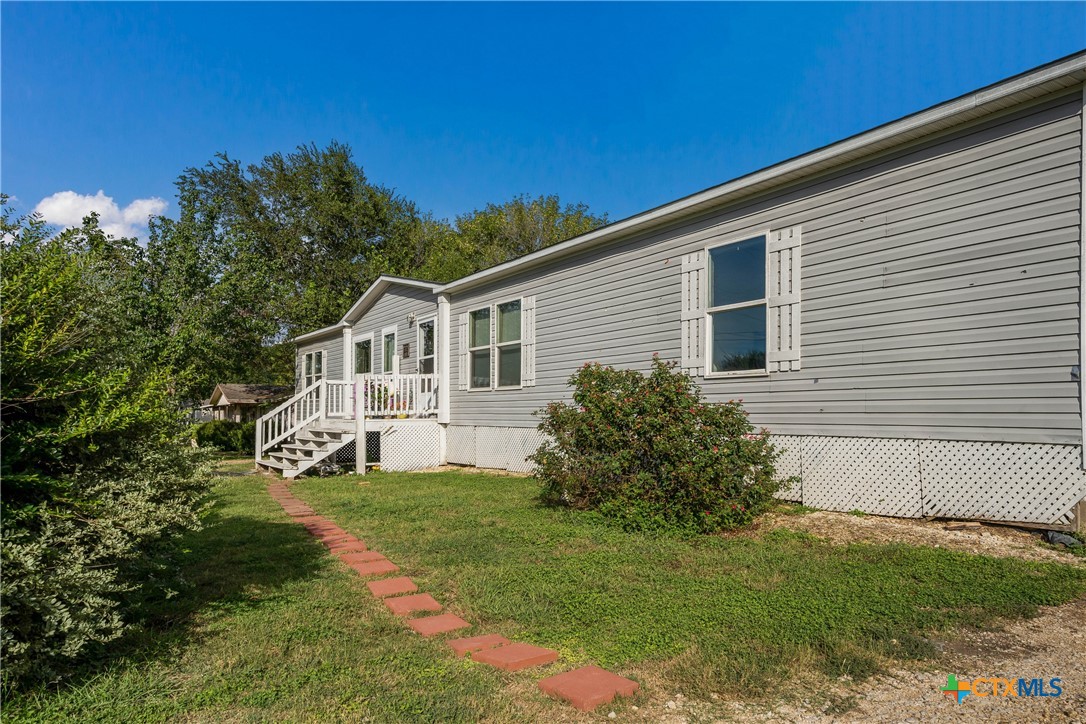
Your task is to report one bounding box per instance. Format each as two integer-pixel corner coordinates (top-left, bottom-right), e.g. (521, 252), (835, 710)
(1, 442), (213, 685)
(531, 356), (788, 534)
(0, 206), (213, 687)
(193, 420), (254, 454)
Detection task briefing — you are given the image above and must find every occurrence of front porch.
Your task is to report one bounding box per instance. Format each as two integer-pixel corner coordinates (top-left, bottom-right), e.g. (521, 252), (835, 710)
(256, 374), (441, 477)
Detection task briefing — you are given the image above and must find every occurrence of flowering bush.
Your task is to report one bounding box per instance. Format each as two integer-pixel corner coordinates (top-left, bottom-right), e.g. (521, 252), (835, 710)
(530, 356), (787, 534)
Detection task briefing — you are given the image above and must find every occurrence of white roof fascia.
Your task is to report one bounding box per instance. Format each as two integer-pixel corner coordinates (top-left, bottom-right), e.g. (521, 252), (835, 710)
(292, 321), (349, 344)
(340, 276), (440, 325)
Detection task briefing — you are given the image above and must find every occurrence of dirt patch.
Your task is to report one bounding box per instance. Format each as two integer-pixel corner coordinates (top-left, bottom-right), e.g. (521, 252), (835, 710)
(623, 597), (1086, 722)
(762, 509), (1083, 567)
(416, 464), (532, 478)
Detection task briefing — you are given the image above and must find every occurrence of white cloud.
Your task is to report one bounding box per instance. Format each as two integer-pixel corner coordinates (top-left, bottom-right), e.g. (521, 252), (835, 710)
(34, 190), (167, 241)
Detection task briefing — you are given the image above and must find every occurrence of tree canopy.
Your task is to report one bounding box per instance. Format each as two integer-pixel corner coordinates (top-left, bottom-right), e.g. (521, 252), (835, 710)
(150, 141), (607, 398)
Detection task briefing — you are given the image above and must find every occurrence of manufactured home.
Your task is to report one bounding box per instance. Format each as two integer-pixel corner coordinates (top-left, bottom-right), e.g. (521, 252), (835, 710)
(258, 52), (1086, 529)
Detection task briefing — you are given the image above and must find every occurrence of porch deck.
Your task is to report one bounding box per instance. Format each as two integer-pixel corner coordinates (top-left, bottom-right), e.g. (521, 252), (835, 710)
(256, 374), (439, 477)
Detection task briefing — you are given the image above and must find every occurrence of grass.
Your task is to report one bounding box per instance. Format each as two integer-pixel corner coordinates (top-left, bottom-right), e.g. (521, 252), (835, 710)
(7, 466), (1086, 721)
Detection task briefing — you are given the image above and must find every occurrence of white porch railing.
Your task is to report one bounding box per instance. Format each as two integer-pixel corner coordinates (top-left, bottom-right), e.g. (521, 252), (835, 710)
(358, 374), (438, 418)
(324, 380), (354, 418)
(256, 375), (438, 461)
(257, 379), (323, 457)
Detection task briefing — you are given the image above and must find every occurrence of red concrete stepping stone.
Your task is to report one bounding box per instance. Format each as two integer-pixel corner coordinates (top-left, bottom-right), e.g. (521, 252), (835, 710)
(384, 593), (442, 617)
(323, 537), (364, 549)
(329, 540), (369, 554)
(317, 532), (352, 543)
(367, 576), (417, 598)
(407, 614), (471, 637)
(472, 643), (558, 672)
(538, 665), (640, 711)
(294, 515), (326, 525)
(338, 550), (387, 564)
(447, 634), (512, 658)
(287, 509), (315, 517)
(349, 559), (400, 576)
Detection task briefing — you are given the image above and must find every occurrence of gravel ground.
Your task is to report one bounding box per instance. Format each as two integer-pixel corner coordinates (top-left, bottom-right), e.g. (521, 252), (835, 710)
(625, 596), (1086, 723)
(763, 509), (1083, 567)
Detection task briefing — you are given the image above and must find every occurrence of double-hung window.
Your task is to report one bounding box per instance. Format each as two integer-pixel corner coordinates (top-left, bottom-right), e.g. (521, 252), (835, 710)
(468, 300), (522, 389)
(468, 308), (491, 388)
(495, 301), (521, 387)
(707, 234), (767, 374)
(304, 350), (324, 387)
(354, 338), (372, 374)
(417, 320), (435, 375)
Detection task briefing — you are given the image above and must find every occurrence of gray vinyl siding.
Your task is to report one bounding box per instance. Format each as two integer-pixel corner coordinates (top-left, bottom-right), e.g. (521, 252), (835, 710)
(450, 88), (1083, 444)
(350, 286), (439, 375)
(295, 334), (344, 392)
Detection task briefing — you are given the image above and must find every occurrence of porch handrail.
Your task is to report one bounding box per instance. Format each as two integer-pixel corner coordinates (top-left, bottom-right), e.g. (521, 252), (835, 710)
(257, 379), (323, 457)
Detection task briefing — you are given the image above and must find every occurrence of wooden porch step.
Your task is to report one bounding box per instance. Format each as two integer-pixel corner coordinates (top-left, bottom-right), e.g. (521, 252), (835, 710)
(306, 427), (349, 437)
(271, 449), (315, 463)
(257, 457), (296, 472)
(295, 434), (333, 445)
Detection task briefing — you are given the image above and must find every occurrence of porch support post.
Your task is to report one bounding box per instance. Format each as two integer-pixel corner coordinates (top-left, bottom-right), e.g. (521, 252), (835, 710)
(354, 373), (367, 475)
(342, 324), (353, 382)
(254, 418), (263, 466)
(438, 293), (451, 425)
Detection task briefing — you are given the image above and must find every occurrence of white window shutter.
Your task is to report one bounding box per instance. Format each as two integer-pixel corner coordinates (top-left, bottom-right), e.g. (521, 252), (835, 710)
(521, 296), (536, 387)
(767, 226), (802, 372)
(457, 312), (469, 391)
(680, 251), (706, 376)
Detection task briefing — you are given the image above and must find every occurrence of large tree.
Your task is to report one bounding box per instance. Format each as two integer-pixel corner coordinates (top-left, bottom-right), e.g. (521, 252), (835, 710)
(150, 143), (609, 392)
(414, 194), (608, 282)
(173, 141), (420, 338)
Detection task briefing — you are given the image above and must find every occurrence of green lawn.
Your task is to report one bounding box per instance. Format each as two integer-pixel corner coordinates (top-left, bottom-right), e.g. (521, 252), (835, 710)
(8, 467), (1086, 721)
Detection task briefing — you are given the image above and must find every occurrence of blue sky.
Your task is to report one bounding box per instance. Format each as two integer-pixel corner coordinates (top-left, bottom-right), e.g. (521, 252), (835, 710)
(3, 2), (1084, 238)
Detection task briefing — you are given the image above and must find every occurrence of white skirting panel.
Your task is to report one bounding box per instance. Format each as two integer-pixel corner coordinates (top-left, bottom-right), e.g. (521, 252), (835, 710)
(919, 440), (1086, 526)
(440, 427), (1086, 526)
(775, 435), (1086, 526)
(446, 425), (476, 466)
(446, 425), (545, 473)
(379, 421), (441, 471)
(772, 436), (803, 502)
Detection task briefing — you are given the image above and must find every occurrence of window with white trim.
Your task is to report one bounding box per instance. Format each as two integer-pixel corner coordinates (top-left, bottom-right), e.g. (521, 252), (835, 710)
(468, 307), (491, 389)
(354, 338), (372, 374)
(459, 297), (536, 391)
(417, 319), (435, 375)
(382, 327), (397, 374)
(304, 350), (324, 387)
(707, 235), (767, 374)
(495, 300), (521, 387)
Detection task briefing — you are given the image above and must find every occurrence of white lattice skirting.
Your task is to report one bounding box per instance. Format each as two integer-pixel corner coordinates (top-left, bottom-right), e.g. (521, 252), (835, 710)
(772, 435), (1086, 527)
(442, 428), (1084, 526)
(378, 421), (441, 472)
(446, 425), (544, 473)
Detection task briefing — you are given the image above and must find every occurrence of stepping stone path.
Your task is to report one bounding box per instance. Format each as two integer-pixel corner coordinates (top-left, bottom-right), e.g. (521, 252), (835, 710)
(264, 481), (640, 711)
(472, 642), (559, 672)
(447, 634), (511, 657)
(367, 576), (418, 598)
(538, 665), (641, 711)
(384, 593), (443, 617)
(408, 613), (471, 637)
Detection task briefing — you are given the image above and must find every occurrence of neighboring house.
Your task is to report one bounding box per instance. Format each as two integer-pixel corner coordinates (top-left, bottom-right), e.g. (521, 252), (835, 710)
(207, 383), (292, 422)
(259, 52), (1086, 530)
